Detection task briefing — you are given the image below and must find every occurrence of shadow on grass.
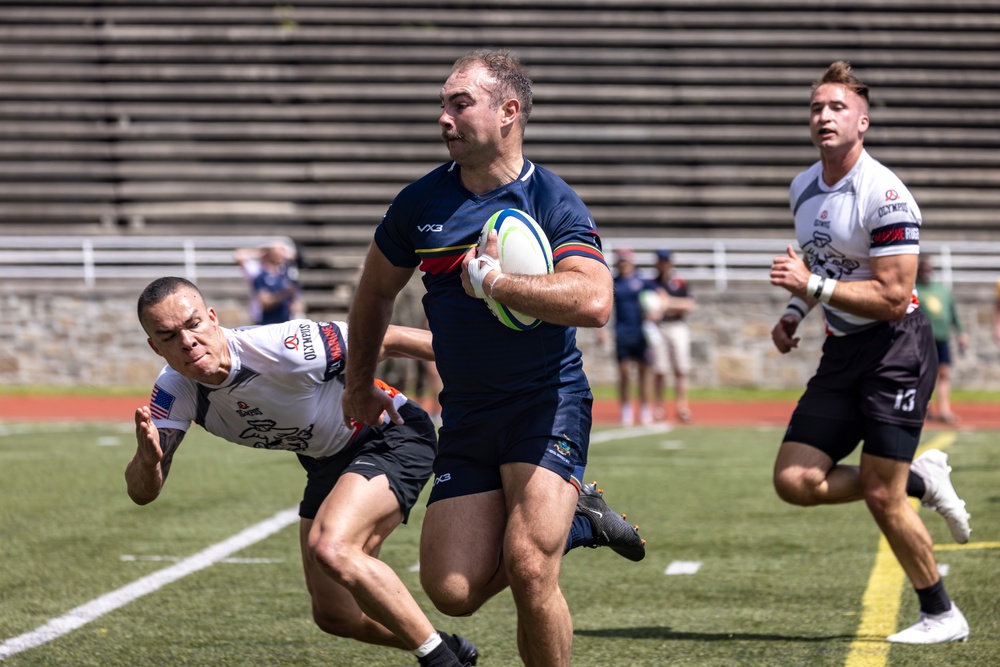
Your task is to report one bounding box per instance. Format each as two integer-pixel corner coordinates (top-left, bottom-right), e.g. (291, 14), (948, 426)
(575, 627), (853, 643)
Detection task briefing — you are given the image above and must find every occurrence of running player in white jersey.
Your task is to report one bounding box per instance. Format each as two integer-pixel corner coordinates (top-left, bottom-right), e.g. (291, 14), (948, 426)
(768, 61), (971, 645)
(128, 277), (477, 667)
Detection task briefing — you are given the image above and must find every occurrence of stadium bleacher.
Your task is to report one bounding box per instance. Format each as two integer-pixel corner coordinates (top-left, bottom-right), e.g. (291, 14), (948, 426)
(1, 1), (998, 319)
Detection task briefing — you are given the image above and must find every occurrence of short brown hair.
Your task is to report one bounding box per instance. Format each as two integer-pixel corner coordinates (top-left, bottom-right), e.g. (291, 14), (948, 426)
(452, 49), (533, 123)
(813, 60), (870, 107)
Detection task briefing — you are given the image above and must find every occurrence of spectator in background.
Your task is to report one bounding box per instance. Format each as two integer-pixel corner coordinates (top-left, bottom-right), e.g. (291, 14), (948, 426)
(916, 258), (968, 424)
(648, 249), (696, 423)
(611, 248), (657, 426)
(234, 240), (304, 325)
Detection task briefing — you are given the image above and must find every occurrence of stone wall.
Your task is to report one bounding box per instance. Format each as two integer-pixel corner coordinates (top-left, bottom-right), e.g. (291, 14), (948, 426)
(2, 287), (999, 392)
(582, 285), (1000, 392)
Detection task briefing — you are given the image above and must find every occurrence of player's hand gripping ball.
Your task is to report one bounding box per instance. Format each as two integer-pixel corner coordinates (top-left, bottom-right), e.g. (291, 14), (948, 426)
(477, 208), (554, 331)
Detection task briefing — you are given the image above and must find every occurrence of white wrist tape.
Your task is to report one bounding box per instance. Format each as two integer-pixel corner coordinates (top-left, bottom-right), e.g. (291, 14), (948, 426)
(469, 254), (502, 299)
(807, 273), (824, 299)
(783, 296), (808, 322)
(819, 277), (837, 304)
(488, 272), (505, 297)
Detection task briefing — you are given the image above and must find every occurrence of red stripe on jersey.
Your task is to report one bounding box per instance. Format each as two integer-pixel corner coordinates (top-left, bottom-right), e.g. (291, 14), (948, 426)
(553, 243), (604, 262)
(420, 254), (464, 275)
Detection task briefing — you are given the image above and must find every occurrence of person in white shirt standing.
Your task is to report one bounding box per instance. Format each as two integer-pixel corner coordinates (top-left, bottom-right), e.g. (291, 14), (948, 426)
(768, 61), (971, 645)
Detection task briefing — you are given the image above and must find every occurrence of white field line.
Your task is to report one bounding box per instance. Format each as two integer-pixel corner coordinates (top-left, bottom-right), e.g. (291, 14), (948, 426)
(590, 424), (673, 444)
(0, 507), (298, 661)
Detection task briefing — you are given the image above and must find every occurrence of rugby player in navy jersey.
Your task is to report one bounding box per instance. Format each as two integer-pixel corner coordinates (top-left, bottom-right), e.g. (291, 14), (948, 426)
(769, 61), (970, 644)
(342, 50), (642, 667)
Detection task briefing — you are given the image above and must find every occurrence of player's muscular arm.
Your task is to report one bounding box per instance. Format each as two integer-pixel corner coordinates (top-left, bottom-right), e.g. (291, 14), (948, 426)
(488, 255), (613, 328)
(825, 253), (917, 321)
(771, 246), (915, 322)
(126, 406), (185, 505)
(343, 243), (415, 427)
(381, 325), (434, 362)
(463, 232), (612, 328)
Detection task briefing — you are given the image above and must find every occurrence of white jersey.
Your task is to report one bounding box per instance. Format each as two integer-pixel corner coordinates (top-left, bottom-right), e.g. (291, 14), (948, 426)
(790, 149), (921, 336)
(148, 319), (405, 459)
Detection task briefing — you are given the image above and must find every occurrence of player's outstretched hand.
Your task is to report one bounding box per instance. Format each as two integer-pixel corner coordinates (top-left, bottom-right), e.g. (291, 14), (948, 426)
(133, 405), (163, 466)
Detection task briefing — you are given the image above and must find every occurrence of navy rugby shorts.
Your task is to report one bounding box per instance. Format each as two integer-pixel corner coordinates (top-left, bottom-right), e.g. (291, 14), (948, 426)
(935, 340), (952, 366)
(427, 390), (592, 504)
(785, 309), (937, 462)
(615, 332), (648, 363)
(296, 399), (436, 522)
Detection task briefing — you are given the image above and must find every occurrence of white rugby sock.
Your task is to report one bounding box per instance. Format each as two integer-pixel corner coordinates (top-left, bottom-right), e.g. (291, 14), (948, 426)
(414, 631), (443, 657)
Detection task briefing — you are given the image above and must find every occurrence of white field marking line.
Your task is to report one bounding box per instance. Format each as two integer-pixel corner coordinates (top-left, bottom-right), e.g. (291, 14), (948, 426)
(0, 422), (133, 437)
(0, 507), (298, 661)
(590, 424), (672, 444)
(0, 423), (92, 437)
(843, 432), (956, 667)
(664, 561), (702, 575)
(119, 555), (285, 564)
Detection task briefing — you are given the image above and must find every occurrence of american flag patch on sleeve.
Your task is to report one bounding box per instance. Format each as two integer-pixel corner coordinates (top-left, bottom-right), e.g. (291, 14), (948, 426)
(149, 384), (175, 420)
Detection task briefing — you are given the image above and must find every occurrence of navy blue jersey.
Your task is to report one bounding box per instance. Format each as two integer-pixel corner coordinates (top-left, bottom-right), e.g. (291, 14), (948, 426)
(253, 267), (297, 325)
(656, 273), (691, 322)
(613, 273), (657, 342)
(374, 159), (607, 421)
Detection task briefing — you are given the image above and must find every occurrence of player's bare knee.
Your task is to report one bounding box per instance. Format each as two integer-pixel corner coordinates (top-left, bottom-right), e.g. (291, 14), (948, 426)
(425, 585), (480, 618)
(433, 597), (480, 618)
(420, 570), (482, 617)
(861, 482), (900, 520)
(309, 537), (359, 587)
(505, 555), (555, 602)
(773, 468), (821, 506)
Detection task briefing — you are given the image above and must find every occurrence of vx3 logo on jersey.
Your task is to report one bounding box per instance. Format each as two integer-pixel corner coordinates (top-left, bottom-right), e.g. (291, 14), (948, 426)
(417, 224), (444, 233)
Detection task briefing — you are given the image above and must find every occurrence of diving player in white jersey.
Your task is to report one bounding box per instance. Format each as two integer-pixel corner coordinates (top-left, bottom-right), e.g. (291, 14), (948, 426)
(128, 277), (477, 667)
(768, 61), (970, 645)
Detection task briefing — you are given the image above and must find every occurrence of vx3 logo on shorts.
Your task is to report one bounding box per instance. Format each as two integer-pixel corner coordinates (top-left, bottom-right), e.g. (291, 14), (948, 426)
(417, 224), (444, 233)
(433, 473), (452, 486)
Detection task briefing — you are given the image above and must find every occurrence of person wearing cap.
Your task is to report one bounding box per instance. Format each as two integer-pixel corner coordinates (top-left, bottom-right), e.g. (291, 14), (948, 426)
(647, 249), (696, 423)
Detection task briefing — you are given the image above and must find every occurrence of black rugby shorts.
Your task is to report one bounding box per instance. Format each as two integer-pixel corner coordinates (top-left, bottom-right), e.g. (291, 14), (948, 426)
(296, 400), (436, 521)
(785, 309), (936, 461)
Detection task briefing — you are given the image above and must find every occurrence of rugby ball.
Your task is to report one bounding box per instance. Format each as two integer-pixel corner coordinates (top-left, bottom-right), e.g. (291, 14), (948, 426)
(639, 289), (662, 319)
(477, 208), (554, 331)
